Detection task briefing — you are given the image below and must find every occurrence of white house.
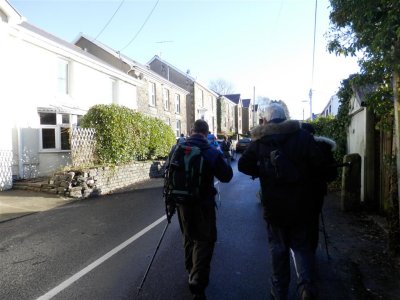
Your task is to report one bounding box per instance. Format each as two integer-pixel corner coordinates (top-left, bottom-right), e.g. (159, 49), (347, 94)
(320, 94), (340, 117)
(0, 0), (142, 188)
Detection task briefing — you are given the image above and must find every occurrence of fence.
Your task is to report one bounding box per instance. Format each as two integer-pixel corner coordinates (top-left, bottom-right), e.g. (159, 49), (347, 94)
(70, 128), (96, 168)
(0, 149), (13, 191)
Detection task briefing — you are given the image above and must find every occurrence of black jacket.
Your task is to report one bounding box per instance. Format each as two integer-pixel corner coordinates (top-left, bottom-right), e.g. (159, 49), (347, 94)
(238, 120), (325, 226)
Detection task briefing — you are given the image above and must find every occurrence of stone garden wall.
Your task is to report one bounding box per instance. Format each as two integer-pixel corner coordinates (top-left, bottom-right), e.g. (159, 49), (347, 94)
(41, 160), (166, 198)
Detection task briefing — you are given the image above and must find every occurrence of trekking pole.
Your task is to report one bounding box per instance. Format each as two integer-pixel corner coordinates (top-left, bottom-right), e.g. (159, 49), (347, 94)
(320, 211), (330, 260)
(137, 222), (169, 296)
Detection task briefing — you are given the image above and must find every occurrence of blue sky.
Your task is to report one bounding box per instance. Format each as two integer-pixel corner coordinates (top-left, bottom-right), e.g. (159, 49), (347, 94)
(10, 0), (360, 120)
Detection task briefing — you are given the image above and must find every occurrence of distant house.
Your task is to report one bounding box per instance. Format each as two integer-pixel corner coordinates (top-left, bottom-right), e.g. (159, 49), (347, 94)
(217, 95), (237, 134)
(321, 95), (340, 117)
(242, 99), (251, 134)
(74, 36), (189, 138)
(148, 55), (218, 135)
(224, 94), (243, 135)
(0, 0), (142, 187)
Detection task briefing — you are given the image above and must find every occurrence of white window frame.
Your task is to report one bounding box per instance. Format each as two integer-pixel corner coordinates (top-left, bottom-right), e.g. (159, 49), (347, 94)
(163, 88), (170, 111)
(175, 94), (180, 113)
(39, 111), (81, 152)
(175, 119), (181, 137)
(57, 59), (69, 95)
(148, 82), (156, 106)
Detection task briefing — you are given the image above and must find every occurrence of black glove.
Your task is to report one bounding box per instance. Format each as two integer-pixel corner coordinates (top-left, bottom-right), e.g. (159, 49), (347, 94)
(166, 202), (176, 223)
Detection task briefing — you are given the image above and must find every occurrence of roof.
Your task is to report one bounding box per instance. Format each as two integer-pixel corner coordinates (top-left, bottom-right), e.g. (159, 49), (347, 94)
(224, 94), (241, 104)
(242, 99), (251, 108)
(74, 35), (189, 94)
(18, 22), (136, 81)
(148, 55), (218, 97)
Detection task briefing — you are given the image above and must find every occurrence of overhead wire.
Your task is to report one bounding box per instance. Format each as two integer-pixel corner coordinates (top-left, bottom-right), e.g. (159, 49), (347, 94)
(94, 0), (126, 40)
(119, 0), (160, 52)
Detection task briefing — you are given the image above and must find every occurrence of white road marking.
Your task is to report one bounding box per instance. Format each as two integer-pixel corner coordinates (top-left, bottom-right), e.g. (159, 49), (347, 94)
(36, 215), (167, 300)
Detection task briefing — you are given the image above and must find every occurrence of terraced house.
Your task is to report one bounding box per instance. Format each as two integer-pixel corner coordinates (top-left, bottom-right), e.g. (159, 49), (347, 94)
(74, 36), (189, 137)
(148, 55), (218, 135)
(217, 95), (237, 135)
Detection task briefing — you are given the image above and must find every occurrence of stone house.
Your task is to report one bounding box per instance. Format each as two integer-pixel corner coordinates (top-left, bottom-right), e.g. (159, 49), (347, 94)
(224, 94), (244, 135)
(217, 95), (237, 135)
(0, 0), (142, 189)
(74, 36), (189, 138)
(241, 99), (251, 134)
(148, 55), (218, 135)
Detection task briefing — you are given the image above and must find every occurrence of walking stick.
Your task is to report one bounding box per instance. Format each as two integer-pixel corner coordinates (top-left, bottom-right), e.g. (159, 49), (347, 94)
(320, 211), (330, 260)
(137, 222), (169, 296)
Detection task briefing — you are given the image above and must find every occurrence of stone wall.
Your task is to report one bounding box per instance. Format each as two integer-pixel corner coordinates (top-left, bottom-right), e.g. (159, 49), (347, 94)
(42, 160), (166, 199)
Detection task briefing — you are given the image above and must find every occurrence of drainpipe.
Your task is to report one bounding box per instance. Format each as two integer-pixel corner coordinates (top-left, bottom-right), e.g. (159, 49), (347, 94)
(17, 127), (23, 179)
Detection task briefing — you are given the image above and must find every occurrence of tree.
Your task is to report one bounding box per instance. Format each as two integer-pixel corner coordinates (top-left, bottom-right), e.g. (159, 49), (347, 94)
(208, 78), (235, 95)
(328, 0), (400, 229)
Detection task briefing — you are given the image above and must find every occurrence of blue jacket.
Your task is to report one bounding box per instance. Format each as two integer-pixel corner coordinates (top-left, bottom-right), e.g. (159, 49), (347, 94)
(168, 133), (233, 205)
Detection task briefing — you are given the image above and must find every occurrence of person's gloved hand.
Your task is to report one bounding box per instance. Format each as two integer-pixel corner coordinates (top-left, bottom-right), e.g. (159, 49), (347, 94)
(166, 202), (176, 223)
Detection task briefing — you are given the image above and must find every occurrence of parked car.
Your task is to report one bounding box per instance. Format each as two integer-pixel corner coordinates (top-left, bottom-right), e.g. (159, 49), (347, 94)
(236, 138), (251, 153)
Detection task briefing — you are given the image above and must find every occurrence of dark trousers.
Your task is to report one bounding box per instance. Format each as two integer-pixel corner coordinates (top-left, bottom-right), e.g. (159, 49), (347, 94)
(266, 221), (316, 300)
(177, 203), (216, 293)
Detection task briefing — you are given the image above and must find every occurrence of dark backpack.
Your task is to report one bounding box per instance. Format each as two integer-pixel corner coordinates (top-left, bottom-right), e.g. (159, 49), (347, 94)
(257, 138), (308, 226)
(165, 144), (205, 204)
(258, 139), (300, 184)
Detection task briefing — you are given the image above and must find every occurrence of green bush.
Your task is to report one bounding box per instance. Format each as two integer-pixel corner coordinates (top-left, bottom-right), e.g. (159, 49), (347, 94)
(81, 104), (175, 164)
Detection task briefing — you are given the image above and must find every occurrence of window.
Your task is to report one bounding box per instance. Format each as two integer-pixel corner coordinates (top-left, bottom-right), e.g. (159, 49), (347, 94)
(39, 111), (81, 151)
(175, 94), (180, 113)
(148, 82), (156, 106)
(201, 90), (204, 107)
(57, 59), (69, 95)
(176, 120), (181, 137)
(163, 88), (169, 111)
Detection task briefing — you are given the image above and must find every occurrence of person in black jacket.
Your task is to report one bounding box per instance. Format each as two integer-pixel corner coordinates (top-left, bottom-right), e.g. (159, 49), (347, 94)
(301, 122), (338, 252)
(238, 103), (324, 300)
(166, 119), (233, 300)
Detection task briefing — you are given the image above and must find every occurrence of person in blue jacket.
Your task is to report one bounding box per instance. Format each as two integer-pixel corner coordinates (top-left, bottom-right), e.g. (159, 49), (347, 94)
(166, 119), (233, 300)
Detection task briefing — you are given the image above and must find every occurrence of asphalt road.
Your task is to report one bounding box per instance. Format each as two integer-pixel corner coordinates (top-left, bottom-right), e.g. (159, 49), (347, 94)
(0, 158), (351, 300)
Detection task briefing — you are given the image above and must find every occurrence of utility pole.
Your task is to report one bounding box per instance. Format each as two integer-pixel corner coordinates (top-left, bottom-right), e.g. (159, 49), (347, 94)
(309, 88), (313, 121)
(252, 86), (256, 127)
(310, 0), (318, 121)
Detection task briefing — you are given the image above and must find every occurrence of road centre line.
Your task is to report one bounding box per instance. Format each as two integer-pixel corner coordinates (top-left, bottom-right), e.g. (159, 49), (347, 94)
(36, 215), (167, 300)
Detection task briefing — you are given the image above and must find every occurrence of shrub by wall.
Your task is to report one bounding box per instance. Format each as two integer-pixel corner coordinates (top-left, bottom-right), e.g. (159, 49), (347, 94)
(80, 104), (176, 164)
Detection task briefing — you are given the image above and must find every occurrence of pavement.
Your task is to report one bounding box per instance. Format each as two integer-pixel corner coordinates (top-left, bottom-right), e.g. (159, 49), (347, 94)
(0, 178), (165, 223)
